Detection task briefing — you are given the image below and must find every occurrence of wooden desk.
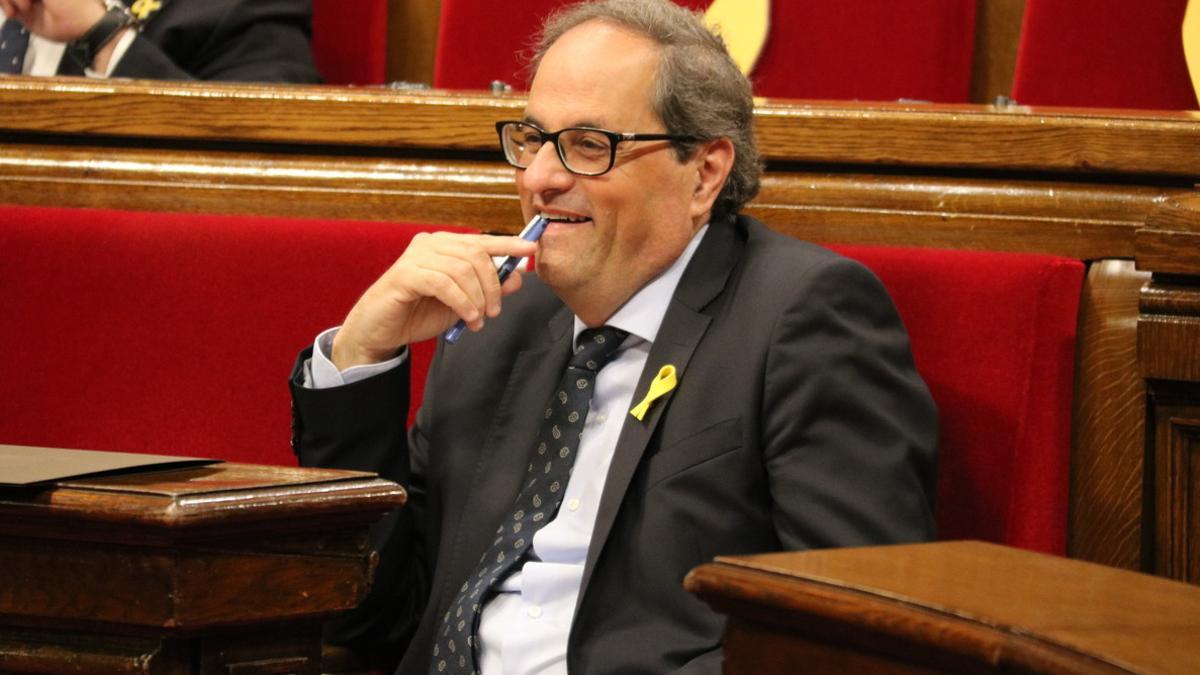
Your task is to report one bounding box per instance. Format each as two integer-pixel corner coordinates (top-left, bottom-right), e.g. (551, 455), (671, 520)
(0, 461), (405, 674)
(685, 541), (1200, 674)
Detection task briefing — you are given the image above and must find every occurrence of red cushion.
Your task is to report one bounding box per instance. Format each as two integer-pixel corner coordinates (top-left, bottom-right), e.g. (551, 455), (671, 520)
(1012, 0), (1198, 110)
(750, 1), (976, 102)
(433, 0), (573, 90)
(433, 0), (976, 102)
(0, 205), (1082, 553)
(830, 245), (1083, 555)
(312, 0), (388, 85)
(0, 206), (466, 465)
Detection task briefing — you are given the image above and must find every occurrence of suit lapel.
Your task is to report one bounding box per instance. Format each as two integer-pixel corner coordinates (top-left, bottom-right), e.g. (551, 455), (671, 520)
(56, 52), (85, 77)
(578, 218), (745, 599)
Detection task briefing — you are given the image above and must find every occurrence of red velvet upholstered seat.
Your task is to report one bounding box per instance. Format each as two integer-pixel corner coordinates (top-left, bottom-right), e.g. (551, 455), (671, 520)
(434, 0), (976, 102)
(1012, 0), (1198, 110)
(742, 0), (976, 102)
(829, 245), (1083, 555)
(311, 0), (388, 85)
(0, 206), (1081, 554)
(0, 206), (463, 466)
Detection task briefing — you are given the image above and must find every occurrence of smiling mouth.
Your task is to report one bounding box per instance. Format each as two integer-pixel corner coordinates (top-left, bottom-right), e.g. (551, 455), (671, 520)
(540, 213), (591, 224)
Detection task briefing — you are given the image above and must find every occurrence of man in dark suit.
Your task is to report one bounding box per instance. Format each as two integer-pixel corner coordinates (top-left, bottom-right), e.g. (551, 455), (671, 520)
(0, 0), (319, 82)
(290, 0), (938, 673)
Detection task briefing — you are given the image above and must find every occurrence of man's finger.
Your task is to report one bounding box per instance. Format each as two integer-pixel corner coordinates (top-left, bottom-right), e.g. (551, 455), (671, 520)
(426, 231), (537, 259)
(419, 251), (490, 324)
(419, 232), (535, 317)
(459, 242), (506, 319)
(411, 266), (486, 330)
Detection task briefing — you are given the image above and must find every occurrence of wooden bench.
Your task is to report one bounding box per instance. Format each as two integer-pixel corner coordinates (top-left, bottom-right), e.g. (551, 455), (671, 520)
(0, 206), (464, 466)
(0, 203), (1084, 560)
(4, 78), (1198, 581)
(1, 77), (1198, 577)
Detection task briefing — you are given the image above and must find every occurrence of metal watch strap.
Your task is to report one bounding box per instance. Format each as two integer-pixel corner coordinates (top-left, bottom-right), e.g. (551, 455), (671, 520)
(66, 5), (136, 70)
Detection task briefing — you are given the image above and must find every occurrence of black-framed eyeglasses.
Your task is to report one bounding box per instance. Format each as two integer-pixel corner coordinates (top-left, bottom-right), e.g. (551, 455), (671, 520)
(495, 121), (697, 177)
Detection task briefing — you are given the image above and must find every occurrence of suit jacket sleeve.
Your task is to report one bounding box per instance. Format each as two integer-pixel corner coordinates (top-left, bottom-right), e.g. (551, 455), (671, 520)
(289, 345), (429, 664)
(763, 254), (938, 548)
(110, 0), (321, 82)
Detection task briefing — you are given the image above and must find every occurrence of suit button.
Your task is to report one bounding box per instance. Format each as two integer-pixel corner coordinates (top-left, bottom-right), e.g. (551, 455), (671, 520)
(527, 605), (542, 619)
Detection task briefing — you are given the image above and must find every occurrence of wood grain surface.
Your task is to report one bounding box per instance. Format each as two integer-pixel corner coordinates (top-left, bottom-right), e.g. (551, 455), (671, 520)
(1070, 261), (1148, 570)
(0, 462), (406, 544)
(685, 541), (1200, 674)
(3, 79), (1200, 174)
(0, 460), (404, 673)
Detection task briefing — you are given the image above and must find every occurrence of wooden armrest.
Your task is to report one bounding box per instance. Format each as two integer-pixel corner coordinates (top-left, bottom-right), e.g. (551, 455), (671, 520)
(685, 541), (1200, 674)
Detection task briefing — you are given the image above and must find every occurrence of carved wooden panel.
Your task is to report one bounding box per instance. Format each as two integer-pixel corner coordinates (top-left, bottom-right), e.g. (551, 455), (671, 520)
(0, 461), (405, 674)
(1137, 197), (1200, 582)
(0, 625), (321, 675)
(1140, 282), (1200, 383)
(1150, 397), (1200, 583)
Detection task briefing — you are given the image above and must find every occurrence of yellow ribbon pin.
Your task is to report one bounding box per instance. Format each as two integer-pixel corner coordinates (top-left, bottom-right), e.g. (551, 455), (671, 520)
(630, 365), (677, 421)
(130, 0), (163, 21)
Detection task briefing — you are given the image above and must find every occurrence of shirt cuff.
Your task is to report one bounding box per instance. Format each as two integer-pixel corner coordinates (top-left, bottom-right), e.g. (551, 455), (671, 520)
(84, 27), (136, 78)
(304, 326), (408, 389)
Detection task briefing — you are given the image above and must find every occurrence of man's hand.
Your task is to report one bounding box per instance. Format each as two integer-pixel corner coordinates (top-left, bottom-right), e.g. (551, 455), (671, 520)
(0, 0), (106, 43)
(331, 232), (538, 370)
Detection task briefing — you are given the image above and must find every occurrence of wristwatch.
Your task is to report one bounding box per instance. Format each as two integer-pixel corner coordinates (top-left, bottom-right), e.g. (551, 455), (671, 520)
(66, 3), (138, 70)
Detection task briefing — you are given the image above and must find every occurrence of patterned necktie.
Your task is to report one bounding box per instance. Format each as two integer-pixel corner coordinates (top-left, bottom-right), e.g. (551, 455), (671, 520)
(432, 326), (628, 675)
(0, 20), (30, 75)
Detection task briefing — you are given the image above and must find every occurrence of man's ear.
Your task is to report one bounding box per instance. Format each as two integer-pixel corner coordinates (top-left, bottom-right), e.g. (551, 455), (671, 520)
(689, 137), (735, 221)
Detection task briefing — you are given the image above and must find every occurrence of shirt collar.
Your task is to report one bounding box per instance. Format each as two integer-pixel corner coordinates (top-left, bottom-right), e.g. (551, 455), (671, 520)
(572, 224), (709, 347)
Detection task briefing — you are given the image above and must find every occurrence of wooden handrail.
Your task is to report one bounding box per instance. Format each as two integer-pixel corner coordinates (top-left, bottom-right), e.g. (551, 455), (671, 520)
(685, 541), (1200, 673)
(3, 78), (1200, 175)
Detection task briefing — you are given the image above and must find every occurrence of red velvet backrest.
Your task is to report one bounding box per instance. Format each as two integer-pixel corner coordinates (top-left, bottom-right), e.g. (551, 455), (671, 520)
(311, 0), (388, 85)
(747, 0), (976, 102)
(0, 206), (1082, 553)
(1012, 0), (1198, 110)
(0, 206), (466, 465)
(434, 0), (976, 102)
(829, 245), (1083, 555)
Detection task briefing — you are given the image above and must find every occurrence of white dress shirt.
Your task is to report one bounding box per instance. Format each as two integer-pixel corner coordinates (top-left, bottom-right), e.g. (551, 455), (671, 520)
(304, 226), (708, 674)
(1, 16), (136, 77)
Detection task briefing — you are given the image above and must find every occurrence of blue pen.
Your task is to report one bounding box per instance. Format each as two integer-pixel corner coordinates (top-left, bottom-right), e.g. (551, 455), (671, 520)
(444, 214), (549, 344)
